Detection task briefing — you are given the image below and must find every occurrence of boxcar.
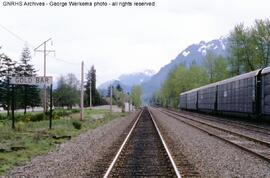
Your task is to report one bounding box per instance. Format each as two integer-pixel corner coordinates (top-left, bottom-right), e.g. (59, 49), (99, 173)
(186, 89), (198, 110)
(179, 93), (187, 109)
(217, 69), (261, 114)
(197, 83), (218, 111)
(261, 66), (270, 116)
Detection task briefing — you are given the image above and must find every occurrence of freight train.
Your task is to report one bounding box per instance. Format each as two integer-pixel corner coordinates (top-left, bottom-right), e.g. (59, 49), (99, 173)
(179, 66), (270, 118)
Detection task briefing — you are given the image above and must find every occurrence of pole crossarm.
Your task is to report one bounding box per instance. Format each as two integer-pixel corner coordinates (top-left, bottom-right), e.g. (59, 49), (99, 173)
(34, 38), (52, 51)
(34, 38), (55, 115)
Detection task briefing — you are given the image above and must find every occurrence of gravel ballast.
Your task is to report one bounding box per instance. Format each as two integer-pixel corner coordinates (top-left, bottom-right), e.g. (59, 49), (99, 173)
(7, 111), (139, 177)
(150, 108), (270, 177)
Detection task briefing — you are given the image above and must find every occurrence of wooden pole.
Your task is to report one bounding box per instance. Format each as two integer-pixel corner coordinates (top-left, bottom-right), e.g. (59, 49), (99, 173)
(90, 79), (92, 108)
(110, 84), (112, 113)
(80, 61), (84, 121)
(11, 84), (15, 130)
(49, 84), (53, 129)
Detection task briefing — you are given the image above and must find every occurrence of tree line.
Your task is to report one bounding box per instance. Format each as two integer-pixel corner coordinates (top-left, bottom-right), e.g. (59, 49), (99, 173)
(106, 83), (141, 110)
(0, 47), (41, 116)
(52, 66), (106, 109)
(152, 18), (270, 108)
(0, 46), (105, 116)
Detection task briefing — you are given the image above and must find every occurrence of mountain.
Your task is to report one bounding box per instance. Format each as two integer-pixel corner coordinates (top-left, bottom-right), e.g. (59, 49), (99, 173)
(118, 69), (155, 87)
(98, 70), (156, 95)
(98, 80), (131, 96)
(141, 37), (229, 103)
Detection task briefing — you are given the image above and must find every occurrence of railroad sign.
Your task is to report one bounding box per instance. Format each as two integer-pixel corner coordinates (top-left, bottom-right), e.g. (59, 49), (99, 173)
(10, 76), (53, 85)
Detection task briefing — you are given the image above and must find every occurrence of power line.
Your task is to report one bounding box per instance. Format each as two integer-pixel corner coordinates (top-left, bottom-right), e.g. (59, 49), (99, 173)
(0, 23), (81, 66)
(52, 56), (81, 65)
(0, 23), (28, 44)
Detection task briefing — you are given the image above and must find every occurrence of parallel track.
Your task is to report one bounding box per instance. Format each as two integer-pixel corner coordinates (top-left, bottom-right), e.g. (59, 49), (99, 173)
(103, 108), (181, 178)
(158, 108), (270, 163)
(179, 110), (270, 136)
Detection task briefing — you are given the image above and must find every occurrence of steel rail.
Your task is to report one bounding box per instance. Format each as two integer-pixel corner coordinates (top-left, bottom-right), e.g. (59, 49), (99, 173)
(149, 108), (182, 178)
(163, 109), (270, 147)
(103, 109), (143, 178)
(177, 109), (270, 135)
(104, 108), (182, 177)
(157, 108), (270, 163)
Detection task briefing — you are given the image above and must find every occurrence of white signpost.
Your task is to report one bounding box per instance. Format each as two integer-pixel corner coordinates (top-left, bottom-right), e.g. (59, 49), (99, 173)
(10, 76), (53, 85)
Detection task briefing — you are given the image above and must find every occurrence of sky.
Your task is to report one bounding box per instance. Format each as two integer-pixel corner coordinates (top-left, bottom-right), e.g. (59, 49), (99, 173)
(0, 0), (270, 86)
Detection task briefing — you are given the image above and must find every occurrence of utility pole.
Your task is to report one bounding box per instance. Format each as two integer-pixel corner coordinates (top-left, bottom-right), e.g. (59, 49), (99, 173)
(80, 61), (84, 121)
(110, 84), (112, 113)
(130, 98), (132, 111)
(34, 38), (55, 115)
(89, 78), (92, 109)
(128, 93), (130, 112)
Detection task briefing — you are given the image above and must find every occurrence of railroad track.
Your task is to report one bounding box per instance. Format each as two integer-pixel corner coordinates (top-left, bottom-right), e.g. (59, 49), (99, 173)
(178, 109), (270, 136)
(157, 108), (270, 163)
(103, 107), (181, 178)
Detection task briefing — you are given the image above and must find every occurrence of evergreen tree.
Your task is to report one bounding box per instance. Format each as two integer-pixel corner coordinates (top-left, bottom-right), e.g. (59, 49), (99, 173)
(107, 85), (112, 97)
(84, 65), (101, 106)
(116, 84), (123, 92)
(17, 46), (41, 114)
(0, 54), (16, 116)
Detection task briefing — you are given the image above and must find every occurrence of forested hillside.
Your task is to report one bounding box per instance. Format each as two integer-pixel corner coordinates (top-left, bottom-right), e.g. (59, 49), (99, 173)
(152, 19), (270, 108)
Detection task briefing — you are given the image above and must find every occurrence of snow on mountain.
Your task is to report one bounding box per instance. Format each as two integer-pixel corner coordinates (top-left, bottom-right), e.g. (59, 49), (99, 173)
(141, 37), (229, 103)
(98, 70), (156, 94)
(182, 50), (190, 57)
(143, 69), (156, 76)
(98, 37), (228, 102)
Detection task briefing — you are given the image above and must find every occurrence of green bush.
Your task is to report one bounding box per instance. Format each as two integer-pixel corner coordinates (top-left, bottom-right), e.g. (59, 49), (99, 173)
(16, 121), (25, 132)
(53, 109), (79, 118)
(52, 112), (60, 120)
(53, 109), (70, 117)
(17, 114), (32, 122)
(0, 121), (4, 129)
(70, 109), (80, 113)
(72, 120), (82, 130)
(0, 114), (8, 120)
(31, 113), (46, 122)
(16, 113), (45, 122)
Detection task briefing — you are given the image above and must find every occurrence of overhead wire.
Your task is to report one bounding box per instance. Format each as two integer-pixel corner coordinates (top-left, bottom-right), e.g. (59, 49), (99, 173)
(0, 23), (81, 66)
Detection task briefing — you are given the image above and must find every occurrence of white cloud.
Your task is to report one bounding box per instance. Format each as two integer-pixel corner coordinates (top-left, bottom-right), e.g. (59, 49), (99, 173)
(0, 0), (270, 86)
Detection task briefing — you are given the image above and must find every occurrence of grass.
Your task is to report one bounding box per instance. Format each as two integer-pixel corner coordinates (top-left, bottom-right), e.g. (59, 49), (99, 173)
(0, 108), (128, 175)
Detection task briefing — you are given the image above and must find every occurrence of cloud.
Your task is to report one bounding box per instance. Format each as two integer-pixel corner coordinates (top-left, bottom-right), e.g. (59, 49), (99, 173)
(0, 0), (270, 86)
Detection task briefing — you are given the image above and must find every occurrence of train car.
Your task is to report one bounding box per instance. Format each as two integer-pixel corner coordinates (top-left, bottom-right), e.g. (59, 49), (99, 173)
(261, 66), (270, 116)
(179, 67), (270, 118)
(197, 82), (218, 111)
(179, 93), (187, 109)
(216, 69), (261, 114)
(186, 89), (198, 110)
